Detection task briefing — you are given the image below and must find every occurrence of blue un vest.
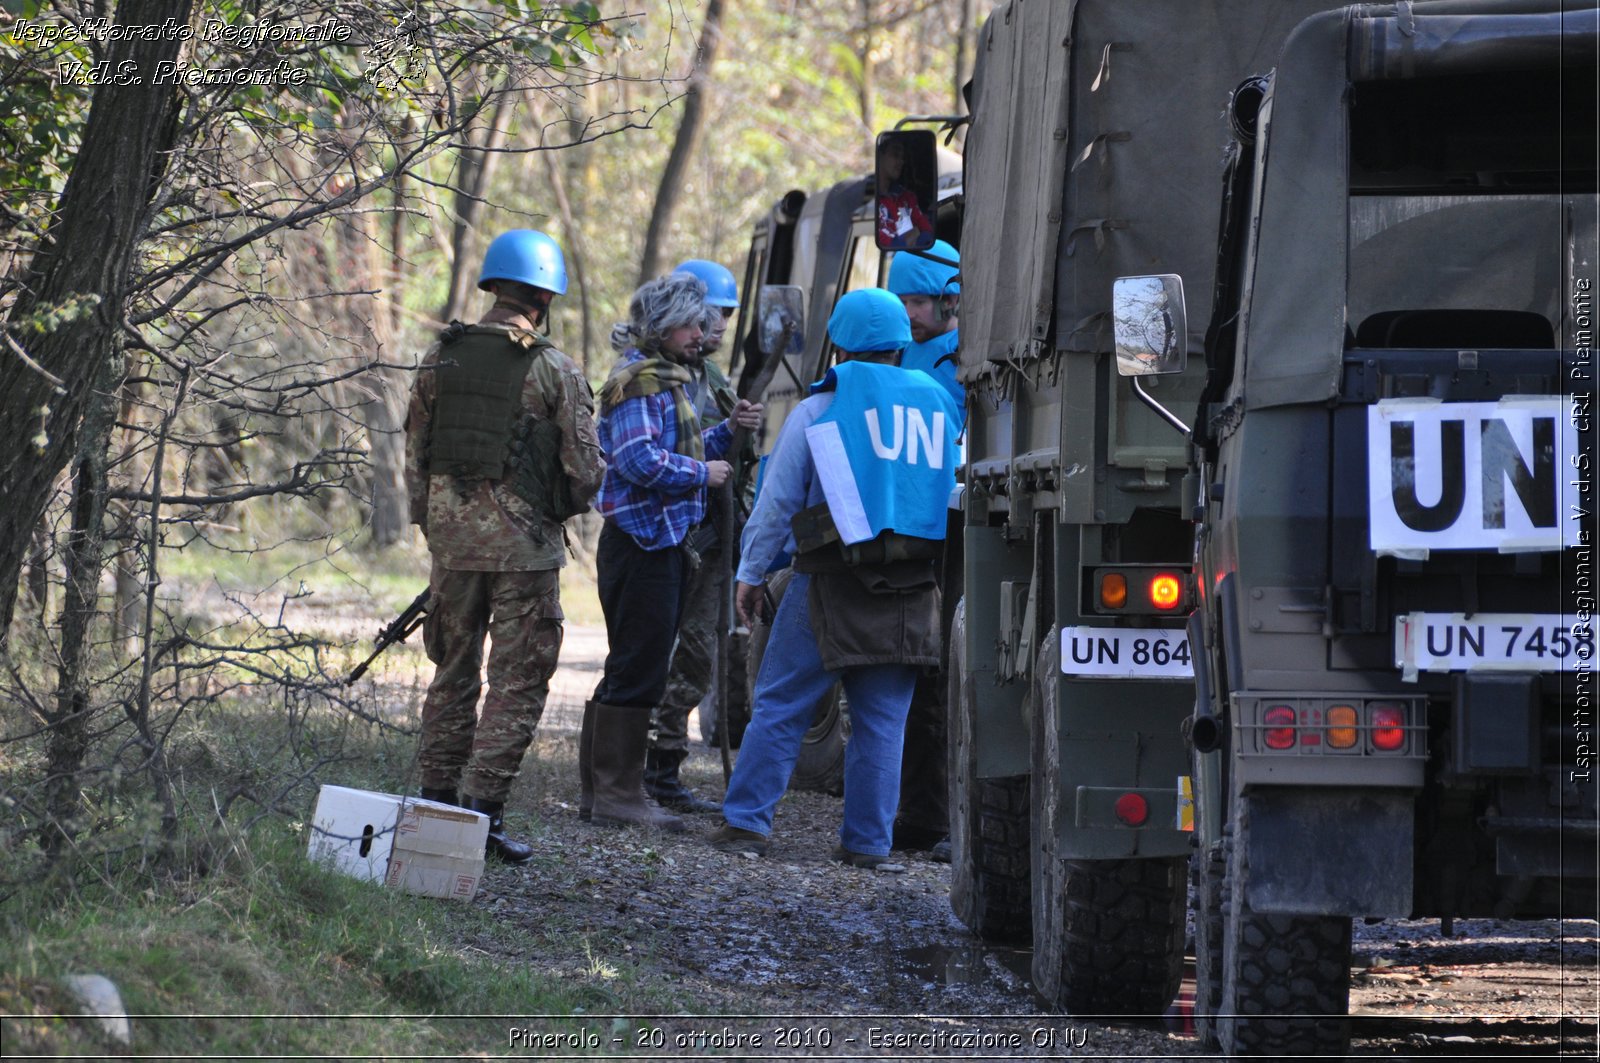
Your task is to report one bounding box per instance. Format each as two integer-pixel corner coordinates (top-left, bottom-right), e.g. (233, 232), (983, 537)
(900, 329), (963, 412)
(804, 361), (960, 544)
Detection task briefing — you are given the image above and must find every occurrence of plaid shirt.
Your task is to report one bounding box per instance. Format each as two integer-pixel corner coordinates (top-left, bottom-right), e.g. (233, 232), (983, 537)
(597, 350), (733, 550)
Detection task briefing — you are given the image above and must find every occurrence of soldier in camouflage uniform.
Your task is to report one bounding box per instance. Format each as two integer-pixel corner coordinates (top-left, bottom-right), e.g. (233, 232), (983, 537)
(644, 260), (746, 813)
(404, 229), (605, 864)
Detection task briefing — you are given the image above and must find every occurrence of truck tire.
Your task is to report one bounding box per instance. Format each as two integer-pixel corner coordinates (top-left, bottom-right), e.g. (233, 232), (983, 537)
(1191, 836), (1227, 1049)
(1057, 856), (1187, 1015)
(789, 690), (846, 795)
(1219, 795), (1352, 1056)
(1030, 625), (1186, 1014)
(947, 598), (1032, 943)
(745, 567), (845, 795)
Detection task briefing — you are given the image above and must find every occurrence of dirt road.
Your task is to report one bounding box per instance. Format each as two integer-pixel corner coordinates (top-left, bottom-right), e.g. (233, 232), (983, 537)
(444, 624), (1600, 1060)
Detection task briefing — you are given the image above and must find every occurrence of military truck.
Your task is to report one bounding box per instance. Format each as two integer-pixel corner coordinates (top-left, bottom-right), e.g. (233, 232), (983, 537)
(947, 0), (1338, 1014)
(1126, 1), (1598, 1055)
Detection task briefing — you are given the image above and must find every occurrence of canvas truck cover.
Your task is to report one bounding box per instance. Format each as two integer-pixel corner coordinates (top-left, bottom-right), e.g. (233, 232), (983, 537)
(960, 0), (1335, 378)
(1243, 0), (1598, 410)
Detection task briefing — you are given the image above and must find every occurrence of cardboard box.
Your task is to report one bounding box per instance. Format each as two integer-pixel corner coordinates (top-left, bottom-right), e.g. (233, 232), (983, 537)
(307, 785), (489, 901)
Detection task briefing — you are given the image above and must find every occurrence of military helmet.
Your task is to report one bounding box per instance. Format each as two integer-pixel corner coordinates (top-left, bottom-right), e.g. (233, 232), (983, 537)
(827, 288), (912, 354)
(887, 239), (961, 298)
(674, 259), (739, 308)
(478, 230), (569, 295)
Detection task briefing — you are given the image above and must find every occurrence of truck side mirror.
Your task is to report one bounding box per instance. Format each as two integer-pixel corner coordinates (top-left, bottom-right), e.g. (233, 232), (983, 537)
(874, 130), (939, 252)
(757, 285), (805, 359)
(1113, 274), (1187, 376)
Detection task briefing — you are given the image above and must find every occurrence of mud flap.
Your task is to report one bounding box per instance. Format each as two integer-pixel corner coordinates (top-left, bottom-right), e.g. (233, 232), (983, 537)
(1243, 786), (1413, 917)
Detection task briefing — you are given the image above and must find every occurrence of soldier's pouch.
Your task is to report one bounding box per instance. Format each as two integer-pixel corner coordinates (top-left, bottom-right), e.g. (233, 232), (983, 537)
(492, 571), (565, 626)
(791, 502), (941, 573)
(422, 605), (449, 665)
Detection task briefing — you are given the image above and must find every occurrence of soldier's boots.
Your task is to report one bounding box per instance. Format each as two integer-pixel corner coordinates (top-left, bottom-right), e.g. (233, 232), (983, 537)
(643, 747), (721, 815)
(461, 795), (535, 865)
(589, 703), (686, 833)
(419, 786), (458, 806)
(578, 700), (597, 822)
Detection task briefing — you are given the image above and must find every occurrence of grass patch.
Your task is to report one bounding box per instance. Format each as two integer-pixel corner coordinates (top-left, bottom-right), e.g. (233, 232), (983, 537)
(0, 826), (654, 1058)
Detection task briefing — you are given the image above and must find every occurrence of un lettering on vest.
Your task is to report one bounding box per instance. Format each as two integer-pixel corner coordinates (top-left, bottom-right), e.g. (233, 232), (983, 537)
(865, 405), (947, 468)
(805, 401), (952, 546)
(1367, 398), (1582, 555)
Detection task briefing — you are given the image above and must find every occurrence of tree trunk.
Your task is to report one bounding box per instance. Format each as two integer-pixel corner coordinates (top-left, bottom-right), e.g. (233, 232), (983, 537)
(857, 0), (876, 141)
(636, 0), (726, 285)
(354, 202), (409, 547)
(540, 143), (595, 373)
(440, 97), (511, 325)
(0, 0), (194, 639)
(43, 384), (119, 855)
(954, 0), (977, 115)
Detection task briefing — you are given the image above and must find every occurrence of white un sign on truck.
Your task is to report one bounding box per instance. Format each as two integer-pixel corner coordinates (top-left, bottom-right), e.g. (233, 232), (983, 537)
(1367, 397), (1581, 557)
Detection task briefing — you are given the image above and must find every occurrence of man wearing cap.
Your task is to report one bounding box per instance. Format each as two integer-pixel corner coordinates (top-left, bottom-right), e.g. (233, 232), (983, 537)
(405, 229), (605, 863)
(708, 288), (960, 870)
(886, 238), (964, 860)
(889, 238), (963, 410)
(641, 259), (744, 814)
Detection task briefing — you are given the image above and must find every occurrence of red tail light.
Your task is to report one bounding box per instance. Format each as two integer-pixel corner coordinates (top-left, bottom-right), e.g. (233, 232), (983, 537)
(1371, 703), (1406, 751)
(1263, 705), (1296, 749)
(1114, 793), (1150, 826)
(1148, 573), (1183, 611)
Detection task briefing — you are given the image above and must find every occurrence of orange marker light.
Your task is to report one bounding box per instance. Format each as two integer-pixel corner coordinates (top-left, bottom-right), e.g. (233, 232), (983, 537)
(1101, 573), (1128, 610)
(1327, 705), (1359, 749)
(1149, 573), (1183, 610)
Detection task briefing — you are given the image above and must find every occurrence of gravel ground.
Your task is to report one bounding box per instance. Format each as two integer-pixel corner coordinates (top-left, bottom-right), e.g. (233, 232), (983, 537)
(377, 622), (1598, 1059)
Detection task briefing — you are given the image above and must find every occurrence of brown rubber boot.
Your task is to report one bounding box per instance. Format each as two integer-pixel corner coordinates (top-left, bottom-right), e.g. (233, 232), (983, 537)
(589, 703), (686, 832)
(578, 699), (596, 822)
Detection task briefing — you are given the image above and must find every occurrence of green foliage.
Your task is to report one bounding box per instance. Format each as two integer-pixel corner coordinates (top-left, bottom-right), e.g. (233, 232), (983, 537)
(0, 826), (620, 1057)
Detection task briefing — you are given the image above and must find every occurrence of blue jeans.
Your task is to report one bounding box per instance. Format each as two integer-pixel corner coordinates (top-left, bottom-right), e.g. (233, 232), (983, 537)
(722, 571), (917, 856)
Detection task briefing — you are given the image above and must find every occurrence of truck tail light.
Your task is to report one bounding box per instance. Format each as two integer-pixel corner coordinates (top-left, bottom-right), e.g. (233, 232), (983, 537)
(1089, 566), (1192, 614)
(1148, 573), (1183, 611)
(1114, 793), (1149, 826)
(1371, 703), (1406, 751)
(1327, 705), (1359, 749)
(1099, 572), (1128, 610)
(1263, 705), (1296, 749)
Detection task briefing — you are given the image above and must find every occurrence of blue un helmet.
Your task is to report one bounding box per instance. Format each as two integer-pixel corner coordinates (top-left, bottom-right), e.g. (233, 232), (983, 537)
(673, 259), (738, 308)
(827, 288), (912, 354)
(887, 239), (961, 298)
(478, 230), (569, 295)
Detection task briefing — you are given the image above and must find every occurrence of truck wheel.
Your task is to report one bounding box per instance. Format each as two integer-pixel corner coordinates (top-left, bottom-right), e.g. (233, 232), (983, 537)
(947, 597), (1032, 943)
(789, 690), (846, 795)
(1191, 836), (1227, 1049)
(1055, 857), (1187, 1014)
(1219, 795), (1352, 1056)
(746, 568), (845, 795)
(1030, 625), (1185, 1014)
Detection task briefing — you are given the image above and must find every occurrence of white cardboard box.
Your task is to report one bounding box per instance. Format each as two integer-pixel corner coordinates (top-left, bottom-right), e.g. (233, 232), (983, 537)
(307, 785), (489, 901)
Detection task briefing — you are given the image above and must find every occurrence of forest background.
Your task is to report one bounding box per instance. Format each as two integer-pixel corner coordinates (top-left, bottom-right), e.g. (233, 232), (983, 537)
(0, 0), (977, 1052)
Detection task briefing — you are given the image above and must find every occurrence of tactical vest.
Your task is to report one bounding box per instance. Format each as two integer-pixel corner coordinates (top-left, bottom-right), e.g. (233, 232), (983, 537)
(430, 325), (580, 522)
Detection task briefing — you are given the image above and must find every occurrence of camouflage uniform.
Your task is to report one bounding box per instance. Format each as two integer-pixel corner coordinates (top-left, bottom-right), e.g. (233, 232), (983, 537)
(404, 323), (604, 802)
(652, 359), (748, 752)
